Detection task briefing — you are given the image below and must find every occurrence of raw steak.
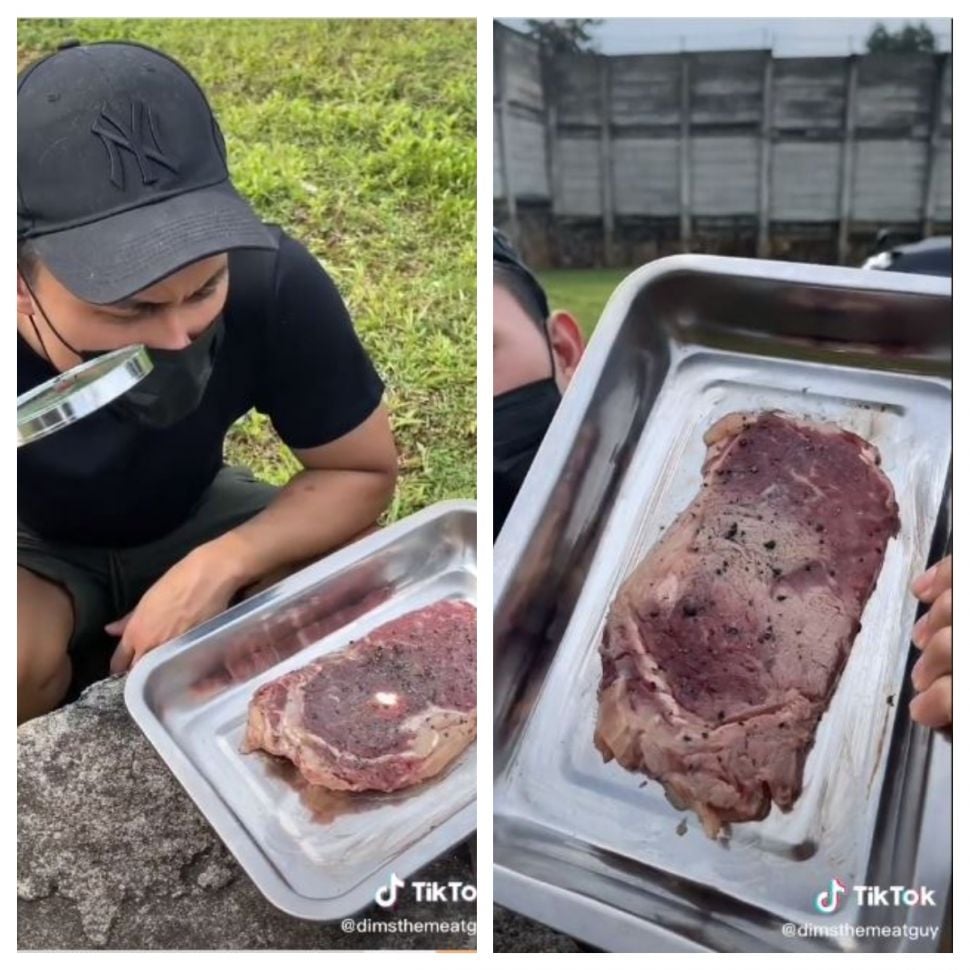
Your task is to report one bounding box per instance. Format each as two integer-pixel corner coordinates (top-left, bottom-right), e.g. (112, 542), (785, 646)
(594, 411), (899, 836)
(243, 600), (476, 792)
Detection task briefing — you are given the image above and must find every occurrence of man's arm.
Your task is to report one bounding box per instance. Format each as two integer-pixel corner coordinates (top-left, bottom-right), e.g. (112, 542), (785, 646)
(209, 403), (398, 589)
(108, 404), (397, 672)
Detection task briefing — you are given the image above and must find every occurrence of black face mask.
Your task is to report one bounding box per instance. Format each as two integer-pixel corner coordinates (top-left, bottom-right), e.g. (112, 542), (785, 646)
(96, 318), (224, 429)
(494, 378), (561, 538)
(21, 271), (223, 430)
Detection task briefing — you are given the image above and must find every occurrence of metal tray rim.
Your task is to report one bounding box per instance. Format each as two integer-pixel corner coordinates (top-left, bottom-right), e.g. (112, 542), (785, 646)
(495, 863), (709, 953)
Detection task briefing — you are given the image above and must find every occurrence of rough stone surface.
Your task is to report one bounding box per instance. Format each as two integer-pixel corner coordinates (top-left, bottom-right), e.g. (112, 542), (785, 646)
(18, 678), (476, 950)
(492, 906), (585, 952)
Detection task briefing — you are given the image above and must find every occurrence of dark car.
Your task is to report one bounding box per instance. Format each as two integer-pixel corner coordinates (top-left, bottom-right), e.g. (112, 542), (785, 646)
(862, 234), (951, 277)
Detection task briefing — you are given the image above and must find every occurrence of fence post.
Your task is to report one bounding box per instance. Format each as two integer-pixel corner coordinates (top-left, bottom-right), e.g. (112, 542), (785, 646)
(496, 28), (520, 244)
(837, 55), (859, 265)
(757, 53), (774, 258)
(599, 55), (615, 266)
(679, 52), (692, 252)
(921, 53), (947, 240)
(541, 49), (559, 236)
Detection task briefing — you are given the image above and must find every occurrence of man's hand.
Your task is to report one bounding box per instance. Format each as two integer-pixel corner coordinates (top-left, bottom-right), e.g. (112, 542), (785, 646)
(107, 535), (250, 674)
(909, 554), (952, 729)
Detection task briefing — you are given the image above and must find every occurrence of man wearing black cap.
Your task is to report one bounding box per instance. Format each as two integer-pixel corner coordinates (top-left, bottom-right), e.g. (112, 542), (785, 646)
(17, 41), (398, 722)
(493, 229), (584, 536)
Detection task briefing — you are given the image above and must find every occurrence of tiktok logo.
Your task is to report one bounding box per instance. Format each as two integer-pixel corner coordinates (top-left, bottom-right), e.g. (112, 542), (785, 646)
(814, 878), (847, 914)
(374, 872), (406, 908)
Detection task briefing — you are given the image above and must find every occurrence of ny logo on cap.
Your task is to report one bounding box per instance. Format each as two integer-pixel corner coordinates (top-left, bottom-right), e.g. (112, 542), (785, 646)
(91, 100), (179, 190)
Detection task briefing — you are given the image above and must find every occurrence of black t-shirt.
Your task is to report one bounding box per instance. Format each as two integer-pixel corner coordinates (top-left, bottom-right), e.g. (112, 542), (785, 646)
(18, 225), (385, 548)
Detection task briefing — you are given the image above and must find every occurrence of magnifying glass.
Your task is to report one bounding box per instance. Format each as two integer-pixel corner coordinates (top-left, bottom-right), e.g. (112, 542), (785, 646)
(17, 345), (153, 447)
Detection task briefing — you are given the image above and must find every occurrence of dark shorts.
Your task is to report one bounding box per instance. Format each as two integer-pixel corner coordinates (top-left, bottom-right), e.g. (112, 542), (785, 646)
(18, 464), (279, 691)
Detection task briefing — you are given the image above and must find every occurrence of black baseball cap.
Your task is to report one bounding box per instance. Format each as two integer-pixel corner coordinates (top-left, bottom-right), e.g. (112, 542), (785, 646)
(493, 227), (550, 322)
(18, 40), (278, 304)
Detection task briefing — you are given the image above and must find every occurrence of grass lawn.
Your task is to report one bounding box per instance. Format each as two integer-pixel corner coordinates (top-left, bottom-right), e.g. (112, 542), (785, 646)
(18, 19), (476, 523)
(538, 268), (636, 340)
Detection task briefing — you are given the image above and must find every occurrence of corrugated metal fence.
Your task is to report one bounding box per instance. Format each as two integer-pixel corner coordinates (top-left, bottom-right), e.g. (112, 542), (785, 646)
(494, 23), (952, 268)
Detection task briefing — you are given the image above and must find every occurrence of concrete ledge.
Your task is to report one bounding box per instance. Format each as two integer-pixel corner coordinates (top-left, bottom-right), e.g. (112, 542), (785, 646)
(18, 678), (475, 950)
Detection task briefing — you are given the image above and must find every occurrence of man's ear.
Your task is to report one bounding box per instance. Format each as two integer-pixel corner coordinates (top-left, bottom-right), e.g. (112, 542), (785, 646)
(17, 270), (37, 317)
(547, 310), (585, 389)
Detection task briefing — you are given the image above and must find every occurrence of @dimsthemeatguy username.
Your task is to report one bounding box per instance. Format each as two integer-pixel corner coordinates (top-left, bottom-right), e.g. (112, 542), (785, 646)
(341, 917), (476, 936)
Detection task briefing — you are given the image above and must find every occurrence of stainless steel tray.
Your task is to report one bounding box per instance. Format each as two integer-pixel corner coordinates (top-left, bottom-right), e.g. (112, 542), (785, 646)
(126, 499), (476, 921)
(494, 257), (951, 952)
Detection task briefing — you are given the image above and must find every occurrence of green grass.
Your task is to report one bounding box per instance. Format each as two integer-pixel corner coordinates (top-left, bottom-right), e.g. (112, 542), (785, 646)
(18, 19), (476, 522)
(538, 268), (636, 339)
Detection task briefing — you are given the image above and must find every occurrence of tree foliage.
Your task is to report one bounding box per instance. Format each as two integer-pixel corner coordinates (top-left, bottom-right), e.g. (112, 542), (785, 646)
(866, 22), (938, 54)
(524, 19), (602, 55)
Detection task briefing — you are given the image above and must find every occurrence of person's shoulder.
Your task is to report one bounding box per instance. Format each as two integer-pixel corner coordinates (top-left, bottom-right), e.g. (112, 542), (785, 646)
(225, 223), (283, 314)
(225, 224), (332, 319)
(225, 223), (347, 341)
(272, 226), (338, 288)
(235, 221), (324, 274)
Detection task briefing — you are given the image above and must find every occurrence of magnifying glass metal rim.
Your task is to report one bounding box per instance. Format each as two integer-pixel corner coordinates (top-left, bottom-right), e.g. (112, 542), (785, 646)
(17, 344), (153, 447)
